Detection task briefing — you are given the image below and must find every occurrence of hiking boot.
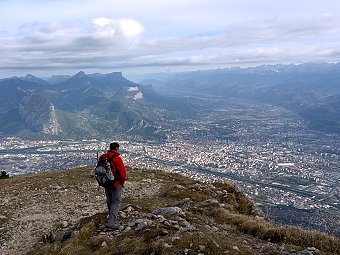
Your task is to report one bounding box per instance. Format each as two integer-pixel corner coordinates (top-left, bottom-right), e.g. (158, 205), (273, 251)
(98, 225), (107, 231)
(105, 225), (119, 232)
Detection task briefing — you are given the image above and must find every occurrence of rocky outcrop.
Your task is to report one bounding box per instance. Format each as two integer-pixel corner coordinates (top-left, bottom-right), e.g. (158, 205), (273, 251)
(56, 203), (321, 255)
(19, 94), (62, 135)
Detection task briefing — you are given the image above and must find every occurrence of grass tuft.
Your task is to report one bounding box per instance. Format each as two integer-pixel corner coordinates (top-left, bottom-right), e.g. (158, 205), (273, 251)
(209, 208), (340, 254)
(41, 232), (54, 244)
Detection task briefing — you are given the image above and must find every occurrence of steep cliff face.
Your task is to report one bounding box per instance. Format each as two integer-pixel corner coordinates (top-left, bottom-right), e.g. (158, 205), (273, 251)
(18, 94), (62, 135)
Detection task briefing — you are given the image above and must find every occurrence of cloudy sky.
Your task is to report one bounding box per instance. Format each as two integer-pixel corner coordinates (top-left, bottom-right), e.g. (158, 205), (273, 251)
(1, 0), (340, 78)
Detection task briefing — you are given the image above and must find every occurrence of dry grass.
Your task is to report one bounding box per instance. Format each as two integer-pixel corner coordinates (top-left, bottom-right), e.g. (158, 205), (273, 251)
(30, 217), (257, 255)
(208, 208), (340, 254)
(3, 167), (339, 255)
(0, 167), (94, 198)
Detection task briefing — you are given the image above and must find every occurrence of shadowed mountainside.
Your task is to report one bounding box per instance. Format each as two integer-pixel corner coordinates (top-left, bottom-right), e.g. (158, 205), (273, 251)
(0, 72), (177, 139)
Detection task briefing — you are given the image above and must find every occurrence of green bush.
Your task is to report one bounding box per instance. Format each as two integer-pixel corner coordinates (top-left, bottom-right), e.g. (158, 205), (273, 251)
(41, 232), (54, 243)
(0, 171), (9, 179)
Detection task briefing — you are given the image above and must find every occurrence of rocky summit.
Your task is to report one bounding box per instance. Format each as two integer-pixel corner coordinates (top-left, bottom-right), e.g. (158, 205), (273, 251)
(0, 167), (339, 255)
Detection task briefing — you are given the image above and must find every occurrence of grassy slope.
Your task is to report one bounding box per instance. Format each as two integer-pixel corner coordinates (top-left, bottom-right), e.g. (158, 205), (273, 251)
(1, 167), (339, 255)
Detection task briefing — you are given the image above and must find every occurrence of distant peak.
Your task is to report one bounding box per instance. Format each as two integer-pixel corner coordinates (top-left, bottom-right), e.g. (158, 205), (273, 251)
(25, 74), (37, 79)
(19, 74), (48, 84)
(73, 71), (87, 78)
(107, 72), (123, 77)
(104, 72), (124, 80)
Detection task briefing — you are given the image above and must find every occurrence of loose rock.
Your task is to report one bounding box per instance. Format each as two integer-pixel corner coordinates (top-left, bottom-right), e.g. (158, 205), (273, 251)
(153, 207), (185, 216)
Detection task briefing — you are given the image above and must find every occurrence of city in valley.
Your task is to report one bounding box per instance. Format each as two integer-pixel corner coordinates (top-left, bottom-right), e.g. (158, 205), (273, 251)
(0, 100), (339, 236)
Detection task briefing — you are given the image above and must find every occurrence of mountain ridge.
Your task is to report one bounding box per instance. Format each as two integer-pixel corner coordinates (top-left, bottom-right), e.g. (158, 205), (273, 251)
(1, 62), (340, 138)
(0, 71), (169, 140)
(0, 166), (338, 255)
(138, 62), (340, 133)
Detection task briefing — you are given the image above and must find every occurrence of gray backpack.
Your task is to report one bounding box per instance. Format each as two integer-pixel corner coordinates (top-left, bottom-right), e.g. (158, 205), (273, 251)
(95, 155), (116, 187)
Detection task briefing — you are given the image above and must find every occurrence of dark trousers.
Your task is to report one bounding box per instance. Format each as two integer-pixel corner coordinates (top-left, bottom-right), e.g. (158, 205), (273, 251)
(105, 185), (123, 227)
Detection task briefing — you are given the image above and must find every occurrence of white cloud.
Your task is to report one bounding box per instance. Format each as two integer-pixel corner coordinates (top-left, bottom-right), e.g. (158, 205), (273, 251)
(90, 17), (144, 40)
(92, 17), (116, 37)
(92, 17), (114, 27)
(119, 19), (144, 38)
(1, 1), (340, 77)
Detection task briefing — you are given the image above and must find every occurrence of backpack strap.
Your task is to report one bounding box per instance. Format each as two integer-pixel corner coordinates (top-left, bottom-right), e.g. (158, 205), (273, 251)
(106, 155), (120, 179)
(107, 155), (117, 168)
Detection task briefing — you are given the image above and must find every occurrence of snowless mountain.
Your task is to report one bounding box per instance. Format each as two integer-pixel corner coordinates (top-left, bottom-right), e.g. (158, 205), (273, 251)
(0, 71), (172, 139)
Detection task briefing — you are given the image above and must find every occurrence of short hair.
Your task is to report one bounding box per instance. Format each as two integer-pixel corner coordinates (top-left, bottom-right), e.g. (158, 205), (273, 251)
(110, 142), (120, 150)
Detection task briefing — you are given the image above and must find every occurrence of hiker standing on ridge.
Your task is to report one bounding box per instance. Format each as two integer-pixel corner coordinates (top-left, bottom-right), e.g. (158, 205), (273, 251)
(97, 142), (126, 230)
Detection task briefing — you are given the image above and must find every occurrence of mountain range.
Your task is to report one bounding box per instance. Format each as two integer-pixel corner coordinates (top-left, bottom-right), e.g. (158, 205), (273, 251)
(1, 62), (340, 139)
(0, 71), (177, 139)
(138, 62), (340, 133)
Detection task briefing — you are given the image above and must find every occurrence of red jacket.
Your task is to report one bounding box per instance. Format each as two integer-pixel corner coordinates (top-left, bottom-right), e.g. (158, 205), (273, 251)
(97, 150), (126, 188)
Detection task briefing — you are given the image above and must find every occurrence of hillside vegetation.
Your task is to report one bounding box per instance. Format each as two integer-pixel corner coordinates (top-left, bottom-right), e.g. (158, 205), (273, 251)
(0, 167), (339, 255)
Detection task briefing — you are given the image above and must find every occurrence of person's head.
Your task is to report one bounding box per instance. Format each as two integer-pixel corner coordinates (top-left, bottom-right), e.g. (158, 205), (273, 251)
(110, 142), (120, 151)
